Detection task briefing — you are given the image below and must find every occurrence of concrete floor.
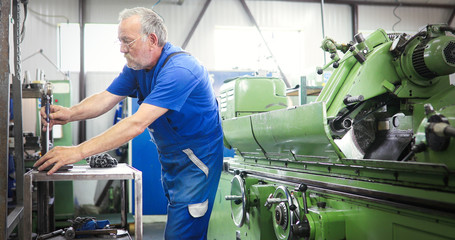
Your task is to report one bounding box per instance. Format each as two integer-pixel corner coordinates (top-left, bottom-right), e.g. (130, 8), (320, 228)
(142, 222), (166, 240)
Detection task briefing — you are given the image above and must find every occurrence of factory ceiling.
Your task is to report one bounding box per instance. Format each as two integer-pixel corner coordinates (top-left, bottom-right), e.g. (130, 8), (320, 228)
(262, 0), (455, 8)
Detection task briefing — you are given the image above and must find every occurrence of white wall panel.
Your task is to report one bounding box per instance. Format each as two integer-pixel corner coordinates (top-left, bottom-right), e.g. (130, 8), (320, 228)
(20, 0), (454, 147)
(359, 5), (452, 33)
(19, 0), (454, 210)
(23, 0), (78, 81)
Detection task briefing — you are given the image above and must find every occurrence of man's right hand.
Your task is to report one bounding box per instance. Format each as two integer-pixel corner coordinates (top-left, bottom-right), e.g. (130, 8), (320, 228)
(40, 105), (72, 131)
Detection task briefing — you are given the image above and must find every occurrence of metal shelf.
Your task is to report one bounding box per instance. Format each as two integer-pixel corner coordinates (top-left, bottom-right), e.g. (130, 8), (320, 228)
(23, 163), (143, 239)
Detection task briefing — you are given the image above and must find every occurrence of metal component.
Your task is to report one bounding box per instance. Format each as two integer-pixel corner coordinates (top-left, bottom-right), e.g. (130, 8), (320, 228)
(40, 82), (53, 155)
(426, 114), (452, 151)
(64, 227), (76, 239)
(430, 122), (454, 138)
(317, 202), (327, 208)
(121, 179), (127, 230)
(37, 229), (64, 240)
(0, 0), (12, 238)
(86, 152), (118, 168)
(37, 81), (54, 234)
(401, 142), (426, 161)
(274, 202), (288, 230)
(264, 196), (287, 209)
(424, 103), (435, 115)
(79, 0), (87, 143)
(237, 167), (455, 216)
(210, 24), (455, 240)
(295, 183), (309, 214)
(343, 94), (364, 105)
(225, 195), (243, 204)
(349, 45), (366, 63)
(351, 4), (358, 36)
(354, 32), (365, 43)
(226, 175), (247, 227)
(332, 116), (353, 132)
(23, 164), (143, 239)
(270, 186), (301, 240)
(64, 227), (117, 239)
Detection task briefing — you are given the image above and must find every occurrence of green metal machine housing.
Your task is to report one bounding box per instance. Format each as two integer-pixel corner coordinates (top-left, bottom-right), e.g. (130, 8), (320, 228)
(208, 24), (455, 240)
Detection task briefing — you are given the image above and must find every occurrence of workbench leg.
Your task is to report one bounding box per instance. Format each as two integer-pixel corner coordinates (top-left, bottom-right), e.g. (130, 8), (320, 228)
(134, 172), (143, 240)
(23, 173), (32, 240)
(121, 180), (127, 229)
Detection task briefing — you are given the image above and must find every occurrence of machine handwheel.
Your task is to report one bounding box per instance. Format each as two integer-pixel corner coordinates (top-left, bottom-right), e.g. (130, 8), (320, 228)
(271, 186), (300, 240)
(225, 175), (247, 227)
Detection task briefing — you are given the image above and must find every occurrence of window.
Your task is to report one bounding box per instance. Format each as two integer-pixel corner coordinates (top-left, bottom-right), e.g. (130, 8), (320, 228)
(214, 26), (305, 83)
(58, 23), (125, 72)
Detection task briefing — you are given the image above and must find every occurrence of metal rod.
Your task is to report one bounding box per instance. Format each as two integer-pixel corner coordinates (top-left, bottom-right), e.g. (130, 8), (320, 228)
(121, 180), (127, 229)
(320, 0), (326, 65)
(135, 170), (143, 240)
(351, 4), (358, 37)
(6, 206), (23, 236)
(182, 0), (211, 49)
(239, 0), (291, 88)
(263, 0), (455, 9)
(78, 0), (86, 143)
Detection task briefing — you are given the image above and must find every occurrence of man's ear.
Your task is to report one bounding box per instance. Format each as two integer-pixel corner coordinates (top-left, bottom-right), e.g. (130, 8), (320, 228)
(149, 33), (158, 46)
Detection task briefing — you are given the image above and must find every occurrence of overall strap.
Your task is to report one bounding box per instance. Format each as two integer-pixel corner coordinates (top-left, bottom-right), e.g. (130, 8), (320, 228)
(157, 51), (191, 76)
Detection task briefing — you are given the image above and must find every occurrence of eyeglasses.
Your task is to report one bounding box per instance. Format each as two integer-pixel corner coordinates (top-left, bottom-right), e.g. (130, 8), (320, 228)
(119, 36), (142, 49)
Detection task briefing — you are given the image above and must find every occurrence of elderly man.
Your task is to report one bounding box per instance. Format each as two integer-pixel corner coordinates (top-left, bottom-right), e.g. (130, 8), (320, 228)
(35, 7), (223, 239)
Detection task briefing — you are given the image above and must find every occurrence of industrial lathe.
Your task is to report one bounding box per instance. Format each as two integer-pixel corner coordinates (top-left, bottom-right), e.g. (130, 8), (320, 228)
(207, 24), (455, 239)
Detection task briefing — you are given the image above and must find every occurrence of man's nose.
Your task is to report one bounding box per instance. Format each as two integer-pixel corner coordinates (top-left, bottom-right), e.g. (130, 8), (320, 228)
(120, 45), (128, 53)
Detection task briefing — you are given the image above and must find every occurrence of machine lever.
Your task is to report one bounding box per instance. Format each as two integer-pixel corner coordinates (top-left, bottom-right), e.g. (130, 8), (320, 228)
(295, 183), (309, 214)
(430, 122), (455, 138)
(225, 195), (243, 205)
(264, 195), (287, 209)
(343, 94), (364, 105)
(401, 143), (426, 161)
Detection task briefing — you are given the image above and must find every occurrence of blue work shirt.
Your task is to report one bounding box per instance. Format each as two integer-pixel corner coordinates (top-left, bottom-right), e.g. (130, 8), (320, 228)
(107, 42), (222, 152)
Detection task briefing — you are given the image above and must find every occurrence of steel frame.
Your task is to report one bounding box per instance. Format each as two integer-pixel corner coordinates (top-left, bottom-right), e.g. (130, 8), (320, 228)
(1, 0), (26, 239)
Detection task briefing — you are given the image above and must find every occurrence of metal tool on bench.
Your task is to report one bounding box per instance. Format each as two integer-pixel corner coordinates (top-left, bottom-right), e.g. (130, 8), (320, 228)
(41, 81), (53, 155)
(63, 227), (118, 239)
(35, 81), (73, 172)
(36, 229), (64, 240)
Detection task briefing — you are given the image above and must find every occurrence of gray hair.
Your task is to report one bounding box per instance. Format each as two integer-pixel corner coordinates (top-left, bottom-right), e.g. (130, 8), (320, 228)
(119, 7), (168, 47)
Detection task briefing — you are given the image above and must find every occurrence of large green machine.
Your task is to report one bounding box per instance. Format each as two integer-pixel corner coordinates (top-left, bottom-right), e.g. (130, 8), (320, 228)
(208, 24), (455, 239)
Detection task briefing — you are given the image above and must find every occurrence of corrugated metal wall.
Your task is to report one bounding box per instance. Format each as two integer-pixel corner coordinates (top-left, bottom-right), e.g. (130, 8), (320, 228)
(22, 0), (453, 146)
(20, 0), (454, 207)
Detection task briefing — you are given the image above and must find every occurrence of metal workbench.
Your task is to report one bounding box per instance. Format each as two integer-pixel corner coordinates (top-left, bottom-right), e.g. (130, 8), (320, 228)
(22, 163), (143, 240)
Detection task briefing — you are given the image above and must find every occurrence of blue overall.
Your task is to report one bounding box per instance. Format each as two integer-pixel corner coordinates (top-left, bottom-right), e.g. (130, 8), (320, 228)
(107, 42), (223, 239)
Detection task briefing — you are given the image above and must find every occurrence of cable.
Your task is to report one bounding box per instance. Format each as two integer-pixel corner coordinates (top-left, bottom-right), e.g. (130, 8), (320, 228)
(28, 7), (70, 24)
(22, 49), (69, 80)
(152, 0), (161, 9)
(20, 1), (28, 43)
(392, 0), (402, 32)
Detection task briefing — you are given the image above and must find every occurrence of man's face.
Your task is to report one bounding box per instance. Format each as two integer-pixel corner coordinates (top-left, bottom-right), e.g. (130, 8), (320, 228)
(118, 16), (155, 70)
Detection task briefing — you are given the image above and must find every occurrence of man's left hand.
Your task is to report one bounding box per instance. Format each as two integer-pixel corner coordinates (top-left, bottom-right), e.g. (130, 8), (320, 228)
(34, 146), (83, 175)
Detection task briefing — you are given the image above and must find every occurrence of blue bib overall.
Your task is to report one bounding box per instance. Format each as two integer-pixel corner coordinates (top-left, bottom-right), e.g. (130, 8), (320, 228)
(107, 42), (223, 239)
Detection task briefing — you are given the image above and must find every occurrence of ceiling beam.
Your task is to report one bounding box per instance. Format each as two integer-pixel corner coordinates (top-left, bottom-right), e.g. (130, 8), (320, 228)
(448, 9), (455, 26)
(258, 0), (455, 9)
(239, 0), (291, 87)
(182, 0), (211, 49)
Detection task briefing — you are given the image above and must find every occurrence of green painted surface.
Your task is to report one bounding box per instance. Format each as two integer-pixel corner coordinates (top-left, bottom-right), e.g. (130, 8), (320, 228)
(210, 25), (455, 239)
(49, 80), (74, 220)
